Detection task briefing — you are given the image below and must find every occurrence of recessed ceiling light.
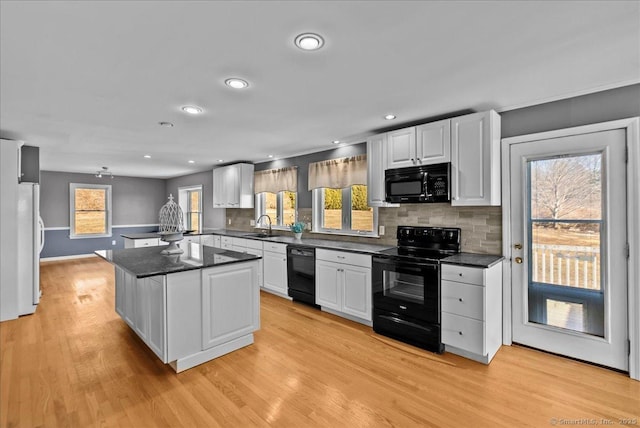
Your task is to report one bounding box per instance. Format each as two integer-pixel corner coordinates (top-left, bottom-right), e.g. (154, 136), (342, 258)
(143, 155), (151, 159)
(384, 114), (397, 120)
(225, 78), (249, 89)
(181, 105), (203, 115)
(332, 140), (340, 144)
(158, 121), (174, 127)
(188, 160), (195, 164)
(218, 159), (224, 162)
(294, 33), (324, 51)
(268, 155), (274, 158)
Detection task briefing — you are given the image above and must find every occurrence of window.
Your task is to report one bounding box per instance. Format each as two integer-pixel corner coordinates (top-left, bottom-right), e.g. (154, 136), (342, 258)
(313, 185), (377, 236)
(178, 185), (202, 233)
(309, 154), (377, 237)
(69, 183), (112, 238)
(254, 166), (298, 229)
(255, 191), (297, 228)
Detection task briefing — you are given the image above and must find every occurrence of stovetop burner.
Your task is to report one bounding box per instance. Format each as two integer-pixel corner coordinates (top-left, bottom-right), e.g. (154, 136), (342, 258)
(379, 226), (461, 261)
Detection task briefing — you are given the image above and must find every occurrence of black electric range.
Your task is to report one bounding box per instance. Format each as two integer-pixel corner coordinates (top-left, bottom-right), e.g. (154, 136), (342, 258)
(372, 226), (461, 353)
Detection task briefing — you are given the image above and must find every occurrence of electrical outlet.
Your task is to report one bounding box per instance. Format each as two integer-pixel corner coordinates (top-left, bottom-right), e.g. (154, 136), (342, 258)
(378, 225), (385, 236)
(112, 240), (116, 245)
(228, 218), (231, 225)
(250, 220), (255, 226)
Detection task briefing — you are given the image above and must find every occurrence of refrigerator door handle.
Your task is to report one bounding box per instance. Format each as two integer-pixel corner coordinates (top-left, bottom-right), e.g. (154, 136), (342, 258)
(38, 216), (45, 253)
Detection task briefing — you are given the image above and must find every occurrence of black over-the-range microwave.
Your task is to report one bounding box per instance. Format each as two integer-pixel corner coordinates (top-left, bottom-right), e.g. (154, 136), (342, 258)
(384, 162), (451, 203)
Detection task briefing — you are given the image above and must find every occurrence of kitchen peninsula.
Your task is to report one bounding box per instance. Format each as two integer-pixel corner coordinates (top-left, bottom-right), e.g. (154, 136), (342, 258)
(96, 244), (260, 372)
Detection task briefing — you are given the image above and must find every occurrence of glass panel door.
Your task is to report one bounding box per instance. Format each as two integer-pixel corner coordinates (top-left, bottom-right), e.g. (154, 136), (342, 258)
(527, 154), (604, 337)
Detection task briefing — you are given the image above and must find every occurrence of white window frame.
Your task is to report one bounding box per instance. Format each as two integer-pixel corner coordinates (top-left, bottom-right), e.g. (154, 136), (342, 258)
(178, 185), (203, 233)
(312, 186), (378, 237)
(255, 191), (298, 230)
(69, 183), (112, 239)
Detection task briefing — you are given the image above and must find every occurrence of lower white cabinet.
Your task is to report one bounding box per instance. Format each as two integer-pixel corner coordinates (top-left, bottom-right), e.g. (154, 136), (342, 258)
(440, 262), (503, 364)
(124, 237), (170, 248)
(114, 261), (260, 372)
(262, 242), (288, 296)
(315, 249), (372, 325)
(200, 235), (215, 247)
(201, 263), (260, 350)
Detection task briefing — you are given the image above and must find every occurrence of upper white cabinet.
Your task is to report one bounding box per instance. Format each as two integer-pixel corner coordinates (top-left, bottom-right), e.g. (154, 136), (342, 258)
(212, 163), (254, 208)
(386, 119), (451, 169)
(366, 133), (399, 208)
(451, 110), (501, 206)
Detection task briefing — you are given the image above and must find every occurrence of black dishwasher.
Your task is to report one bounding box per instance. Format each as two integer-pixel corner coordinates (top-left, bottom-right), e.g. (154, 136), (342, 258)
(287, 245), (318, 308)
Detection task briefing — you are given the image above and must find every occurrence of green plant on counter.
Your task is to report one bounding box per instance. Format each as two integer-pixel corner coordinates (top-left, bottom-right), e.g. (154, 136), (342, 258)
(289, 221), (305, 233)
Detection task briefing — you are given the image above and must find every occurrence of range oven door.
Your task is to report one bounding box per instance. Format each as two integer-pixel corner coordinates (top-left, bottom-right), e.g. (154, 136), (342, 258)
(372, 255), (440, 324)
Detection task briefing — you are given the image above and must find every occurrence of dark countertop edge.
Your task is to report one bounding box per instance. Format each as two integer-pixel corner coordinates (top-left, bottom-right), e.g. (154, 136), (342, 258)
(95, 249), (261, 279)
(441, 253), (505, 268)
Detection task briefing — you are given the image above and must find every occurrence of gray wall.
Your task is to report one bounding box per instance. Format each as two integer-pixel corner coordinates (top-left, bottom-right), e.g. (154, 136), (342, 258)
(255, 143), (366, 208)
(501, 84), (640, 138)
(40, 171), (166, 227)
(40, 171), (166, 257)
(164, 169), (225, 229)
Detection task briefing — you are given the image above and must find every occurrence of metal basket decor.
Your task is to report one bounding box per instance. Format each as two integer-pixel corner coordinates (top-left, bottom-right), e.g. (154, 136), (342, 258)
(158, 194), (185, 254)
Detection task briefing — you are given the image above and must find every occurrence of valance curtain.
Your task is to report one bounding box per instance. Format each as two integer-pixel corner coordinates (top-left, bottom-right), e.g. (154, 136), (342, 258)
(254, 166), (298, 194)
(308, 155), (367, 190)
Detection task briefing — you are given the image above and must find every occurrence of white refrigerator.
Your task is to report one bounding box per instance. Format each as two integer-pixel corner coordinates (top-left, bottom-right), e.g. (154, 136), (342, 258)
(17, 182), (43, 315)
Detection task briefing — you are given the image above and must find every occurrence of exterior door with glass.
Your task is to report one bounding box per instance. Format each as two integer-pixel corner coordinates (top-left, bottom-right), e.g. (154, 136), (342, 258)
(509, 128), (628, 371)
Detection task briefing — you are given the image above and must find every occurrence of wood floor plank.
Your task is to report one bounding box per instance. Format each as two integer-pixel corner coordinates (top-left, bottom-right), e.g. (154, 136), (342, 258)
(1, 257), (638, 427)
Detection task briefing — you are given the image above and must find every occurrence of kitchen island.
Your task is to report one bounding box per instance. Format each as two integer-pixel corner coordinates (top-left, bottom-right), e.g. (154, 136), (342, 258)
(96, 243), (260, 372)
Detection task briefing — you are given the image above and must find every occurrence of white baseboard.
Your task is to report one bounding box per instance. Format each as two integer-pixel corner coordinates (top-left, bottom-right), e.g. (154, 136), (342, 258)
(40, 253), (98, 262)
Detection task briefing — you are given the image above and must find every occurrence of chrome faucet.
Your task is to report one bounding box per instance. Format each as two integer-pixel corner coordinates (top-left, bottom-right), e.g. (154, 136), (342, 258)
(256, 214), (272, 235)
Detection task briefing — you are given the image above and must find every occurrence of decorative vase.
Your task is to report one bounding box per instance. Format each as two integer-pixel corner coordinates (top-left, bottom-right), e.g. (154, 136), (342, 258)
(294, 232), (302, 240)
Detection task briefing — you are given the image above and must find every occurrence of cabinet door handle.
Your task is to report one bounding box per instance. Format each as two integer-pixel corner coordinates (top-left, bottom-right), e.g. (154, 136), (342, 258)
(458, 298), (464, 302)
(458, 273), (463, 277)
(337, 256), (345, 259)
(458, 331), (463, 336)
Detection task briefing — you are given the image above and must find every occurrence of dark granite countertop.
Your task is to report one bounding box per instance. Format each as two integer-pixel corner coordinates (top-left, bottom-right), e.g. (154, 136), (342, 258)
(441, 253), (504, 268)
(121, 231), (201, 239)
(96, 244), (260, 278)
(202, 228), (394, 255)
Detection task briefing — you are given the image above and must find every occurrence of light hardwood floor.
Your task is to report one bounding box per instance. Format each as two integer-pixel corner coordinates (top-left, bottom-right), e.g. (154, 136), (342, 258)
(1, 257), (638, 427)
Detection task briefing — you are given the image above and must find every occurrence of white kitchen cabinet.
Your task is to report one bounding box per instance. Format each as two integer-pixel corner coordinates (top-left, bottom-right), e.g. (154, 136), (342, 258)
(315, 249), (372, 325)
(200, 235), (215, 247)
(220, 236), (233, 250)
(386, 119), (451, 169)
(114, 262), (259, 372)
(212, 163), (254, 208)
(441, 262), (502, 364)
(124, 237), (158, 248)
(262, 242), (288, 297)
(201, 263), (259, 350)
(450, 110), (501, 206)
(366, 133), (399, 208)
(146, 276), (166, 360)
(179, 235), (200, 250)
(115, 266), (125, 318)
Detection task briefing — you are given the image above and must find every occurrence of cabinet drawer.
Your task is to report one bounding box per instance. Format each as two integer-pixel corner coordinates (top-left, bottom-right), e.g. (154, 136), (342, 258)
(441, 280), (484, 320)
(441, 264), (484, 286)
(182, 235), (201, 244)
(200, 235), (214, 247)
(135, 238), (159, 247)
(316, 249), (371, 268)
(441, 312), (485, 355)
(246, 239), (263, 250)
(220, 236), (233, 249)
(263, 242), (286, 254)
(232, 237), (249, 248)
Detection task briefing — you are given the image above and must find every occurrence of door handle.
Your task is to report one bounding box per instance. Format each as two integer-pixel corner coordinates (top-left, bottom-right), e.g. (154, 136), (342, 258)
(514, 257), (523, 264)
(514, 243), (523, 250)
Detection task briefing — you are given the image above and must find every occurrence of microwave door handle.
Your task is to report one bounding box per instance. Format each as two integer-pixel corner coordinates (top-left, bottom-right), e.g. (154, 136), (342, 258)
(423, 172), (433, 197)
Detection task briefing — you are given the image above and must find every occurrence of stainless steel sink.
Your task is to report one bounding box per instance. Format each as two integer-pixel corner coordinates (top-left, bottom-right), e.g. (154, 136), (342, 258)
(243, 232), (280, 238)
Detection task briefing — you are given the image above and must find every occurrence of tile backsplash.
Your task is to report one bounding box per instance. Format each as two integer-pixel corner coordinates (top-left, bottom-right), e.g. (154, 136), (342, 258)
(226, 203), (502, 255)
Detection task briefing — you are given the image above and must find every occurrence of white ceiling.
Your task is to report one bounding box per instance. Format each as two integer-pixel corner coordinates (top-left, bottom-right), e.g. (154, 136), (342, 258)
(1, 1), (638, 179)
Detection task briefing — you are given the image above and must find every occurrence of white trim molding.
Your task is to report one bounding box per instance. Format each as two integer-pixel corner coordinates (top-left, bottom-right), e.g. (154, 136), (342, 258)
(41, 253), (98, 262)
(501, 117), (640, 381)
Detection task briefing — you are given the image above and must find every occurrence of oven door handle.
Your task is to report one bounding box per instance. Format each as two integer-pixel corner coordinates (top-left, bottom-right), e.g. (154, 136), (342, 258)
(378, 314), (436, 333)
(373, 257), (439, 271)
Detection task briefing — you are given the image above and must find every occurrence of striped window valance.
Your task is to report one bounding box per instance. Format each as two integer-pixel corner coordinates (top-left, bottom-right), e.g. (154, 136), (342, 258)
(308, 155), (367, 190)
(254, 166), (298, 194)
